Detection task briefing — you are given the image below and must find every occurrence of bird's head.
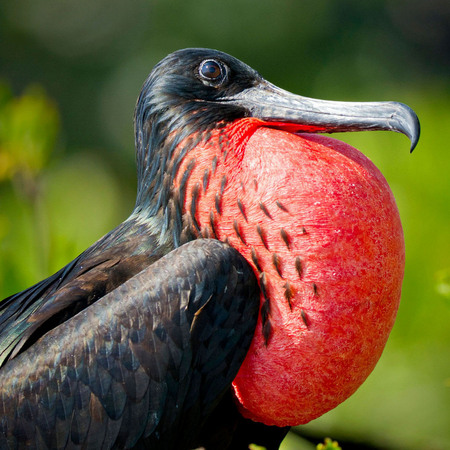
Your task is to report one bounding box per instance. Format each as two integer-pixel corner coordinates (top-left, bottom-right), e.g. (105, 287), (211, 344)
(135, 48), (419, 151)
(133, 48), (419, 215)
(133, 48), (258, 213)
(135, 48), (260, 140)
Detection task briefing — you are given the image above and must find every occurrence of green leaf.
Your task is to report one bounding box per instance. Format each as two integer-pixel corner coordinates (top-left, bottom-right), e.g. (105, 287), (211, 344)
(0, 82), (59, 181)
(316, 437), (342, 450)
(249, 444), (267, 450)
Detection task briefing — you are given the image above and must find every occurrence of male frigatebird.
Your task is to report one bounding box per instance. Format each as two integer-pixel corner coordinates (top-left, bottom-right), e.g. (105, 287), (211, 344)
(0, 48), (419, 449)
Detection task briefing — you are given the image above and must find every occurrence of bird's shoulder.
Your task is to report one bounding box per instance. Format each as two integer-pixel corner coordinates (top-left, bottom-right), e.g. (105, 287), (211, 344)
(0, 232), (161, 367)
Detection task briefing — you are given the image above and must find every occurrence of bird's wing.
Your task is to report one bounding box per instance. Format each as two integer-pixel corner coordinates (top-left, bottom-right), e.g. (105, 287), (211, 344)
(0, 237), (159, 367)
(0, 239), (260, 450)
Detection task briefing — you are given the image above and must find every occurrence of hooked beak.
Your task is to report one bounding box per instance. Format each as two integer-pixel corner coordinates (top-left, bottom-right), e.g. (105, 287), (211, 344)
(226, 81), (420, 152)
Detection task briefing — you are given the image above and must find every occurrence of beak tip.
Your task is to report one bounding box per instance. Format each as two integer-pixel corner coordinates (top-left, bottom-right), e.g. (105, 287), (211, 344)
(408, 120), (420, 153)
(394, 102), (420, 153)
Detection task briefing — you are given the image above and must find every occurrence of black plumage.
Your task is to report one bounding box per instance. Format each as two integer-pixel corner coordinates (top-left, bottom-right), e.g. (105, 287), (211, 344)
(0, 47), (419, 449)
(0, 49), (265, 368)
(0, 240), (260, 449)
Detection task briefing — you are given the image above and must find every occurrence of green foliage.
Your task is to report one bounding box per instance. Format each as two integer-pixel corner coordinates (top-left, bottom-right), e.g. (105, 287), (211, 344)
(249, 444), (267, 450)
(316, 438), (341, 450)
(0, 82), (59, 182)
(0, 82), (129, 294)
(435, 268), (450, 302)
(0, 82), (59, 289)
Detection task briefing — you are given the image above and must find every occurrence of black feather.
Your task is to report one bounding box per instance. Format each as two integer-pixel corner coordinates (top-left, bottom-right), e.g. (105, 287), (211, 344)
(0, 240), (260, 449)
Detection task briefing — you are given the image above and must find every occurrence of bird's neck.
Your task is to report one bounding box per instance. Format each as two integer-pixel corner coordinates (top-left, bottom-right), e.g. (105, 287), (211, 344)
(170, 120), (318, 344)
(131, 117), (264, 248)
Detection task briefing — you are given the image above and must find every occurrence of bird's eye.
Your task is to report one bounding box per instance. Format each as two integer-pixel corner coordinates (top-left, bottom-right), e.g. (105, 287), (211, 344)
(198, 59), (226, 85)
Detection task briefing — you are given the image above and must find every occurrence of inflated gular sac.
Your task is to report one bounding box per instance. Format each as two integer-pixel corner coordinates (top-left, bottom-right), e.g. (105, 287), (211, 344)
(178, 124), (404, 426)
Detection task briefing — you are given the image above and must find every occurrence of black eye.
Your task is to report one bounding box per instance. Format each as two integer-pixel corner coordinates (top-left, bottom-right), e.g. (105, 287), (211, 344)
(199, 59), (226, 85)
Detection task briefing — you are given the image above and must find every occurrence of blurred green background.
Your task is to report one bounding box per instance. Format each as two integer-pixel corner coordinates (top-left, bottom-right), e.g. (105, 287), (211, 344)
(0, 0), (449, 449)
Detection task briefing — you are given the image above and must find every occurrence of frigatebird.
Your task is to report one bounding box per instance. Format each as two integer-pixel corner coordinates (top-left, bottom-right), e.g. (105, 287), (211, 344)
(0, 48), (419, 449)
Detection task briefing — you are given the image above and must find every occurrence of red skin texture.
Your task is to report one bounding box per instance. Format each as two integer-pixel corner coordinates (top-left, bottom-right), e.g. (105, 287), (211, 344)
(174, 119), (404, 426)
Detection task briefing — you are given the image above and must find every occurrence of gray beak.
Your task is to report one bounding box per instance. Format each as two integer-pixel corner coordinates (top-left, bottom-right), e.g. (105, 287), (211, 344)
(226, 81), (420, 152)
